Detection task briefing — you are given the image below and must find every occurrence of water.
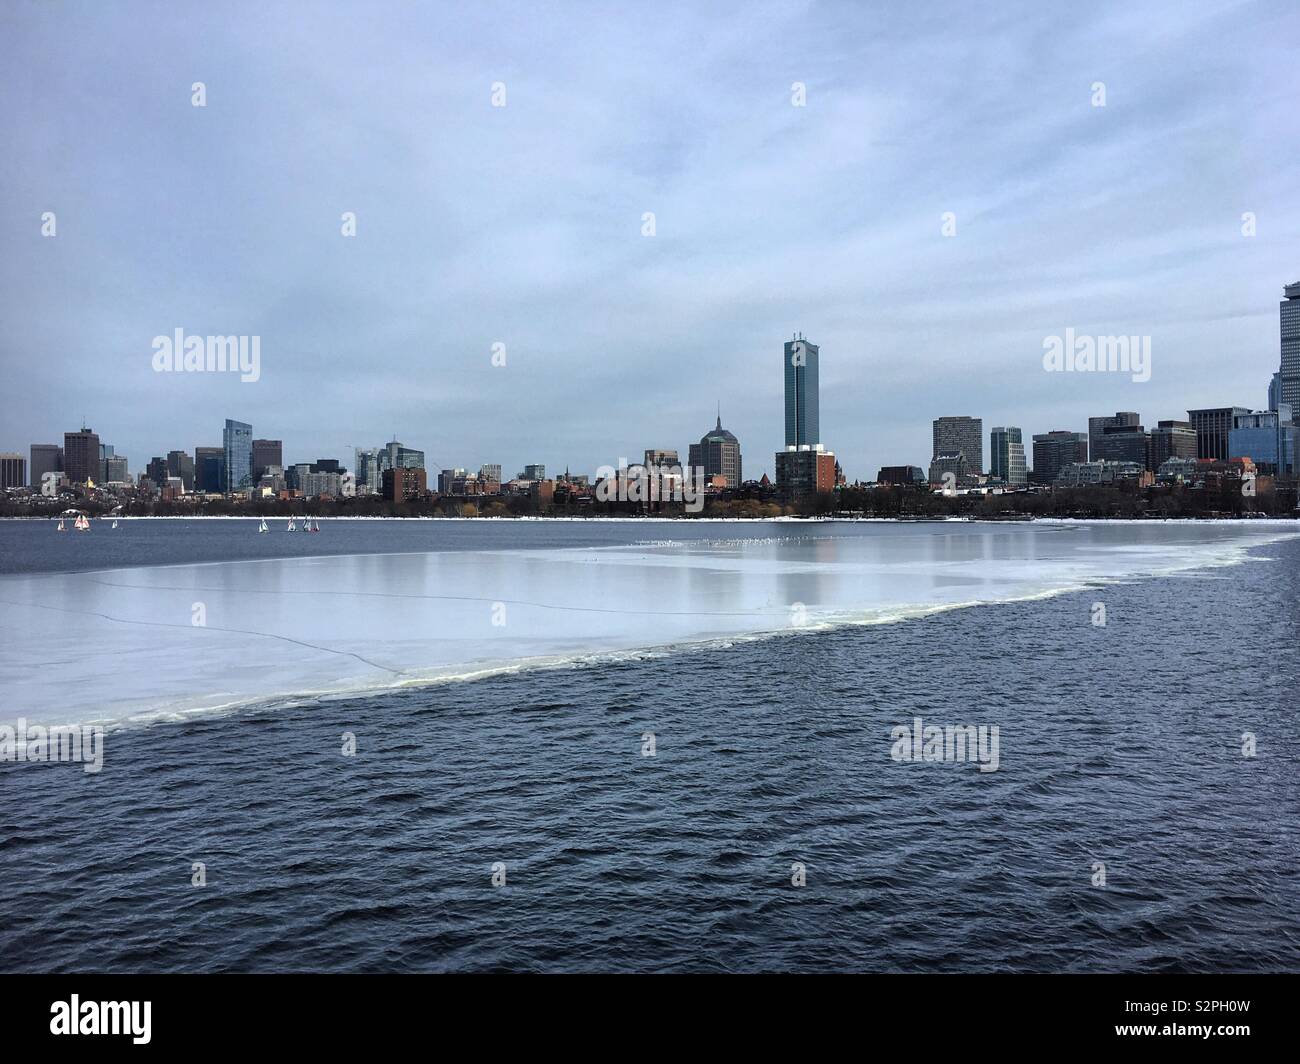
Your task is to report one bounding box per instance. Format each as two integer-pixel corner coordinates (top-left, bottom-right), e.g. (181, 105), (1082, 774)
(1, 518), (1298, 972)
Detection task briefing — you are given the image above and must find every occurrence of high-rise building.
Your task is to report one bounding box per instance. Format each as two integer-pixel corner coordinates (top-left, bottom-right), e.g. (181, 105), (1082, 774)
(29, 444), (62, 488)
(146, 457), (169, 488)
(1187, 407), (1250, 461)
(932, 417), (983, 473)
(167, 450), (194, 492)
(223, 419), (253, 492)
(521, 464), (546, 482)
(989, 426), (1026, 485)
(1093, 423), (1149, 468)
(0, 453), (26, 489)
(252, 439), (283, 480)
(194, 447), (224, 493)
(1279, 281), (1300, 420)
(1148, 420), (1197, 470)
(783, 335), (820, 449)
(1088, 412), (1140, 461)
(478, 464), (502, 485)
(103, 455), (128, 484)
(354, 448), (380, 490)
(1229, 409), (1297, 475)
(690, 415), (742, 488)
(1269, 372), (1283, 413)
(63, 426), (100, 484)
(1031, 431), (1088, 484)
(379, 439), (424, 472)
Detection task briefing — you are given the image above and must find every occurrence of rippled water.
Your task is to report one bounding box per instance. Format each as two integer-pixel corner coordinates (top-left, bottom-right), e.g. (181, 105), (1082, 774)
(1, 520), (1298, 972)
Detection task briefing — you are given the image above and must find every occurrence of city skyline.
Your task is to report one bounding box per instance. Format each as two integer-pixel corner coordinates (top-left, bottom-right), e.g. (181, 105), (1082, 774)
(3, 2), (1298, 481)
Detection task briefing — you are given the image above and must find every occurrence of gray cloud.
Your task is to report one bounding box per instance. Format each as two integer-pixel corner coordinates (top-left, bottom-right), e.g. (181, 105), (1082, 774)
(2, 0), (1297, 479)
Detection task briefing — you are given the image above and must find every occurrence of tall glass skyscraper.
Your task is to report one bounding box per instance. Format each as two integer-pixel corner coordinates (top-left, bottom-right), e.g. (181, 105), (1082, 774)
(783, 335), (819, 449)
(990, 426), (1026, 485)
(223, 418), (252, 492)
(1280, 282), (1300, 423)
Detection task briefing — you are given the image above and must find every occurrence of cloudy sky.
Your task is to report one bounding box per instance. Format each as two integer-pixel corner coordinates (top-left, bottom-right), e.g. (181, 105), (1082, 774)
(2, 0), (1297, 480)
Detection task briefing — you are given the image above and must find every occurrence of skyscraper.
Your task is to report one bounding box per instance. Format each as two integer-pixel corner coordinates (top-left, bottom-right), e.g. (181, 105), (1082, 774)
(689, 414), (742, 488)
(989, 426), (1026, 485)
(252, 439), (283, 480)
(167, 450), (195, 492)
(223, 419), (253, 492)
(63, 426), (100, 484)
(1087, 412), (1140, 461)
(1279, 281), (1300, 421)
(0, 454), (26, 489)
(1187, 407), (1250, 461)
(1148, 421), (1197, 469)
(29, 444), (62, 488)
(1031, 431), (1088, 484)
(932, 417), (983, 473)
(195, 446), (224, 493)
(783, 335), (820, 449)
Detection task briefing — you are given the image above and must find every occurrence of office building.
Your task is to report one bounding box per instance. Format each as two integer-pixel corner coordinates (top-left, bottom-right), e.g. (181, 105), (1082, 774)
(380, 439), (425, 472)
(1280, 281), (1300, 419)
(223, 419), (253, 492)
(167, 450), (194, 492)
(1229, 409), (1297, 475)
(478, 464), (502, 485)
(63, 426), (100, 484)
(354, 448), (380, 491)
(690, 415), (742, 488)
(1092, 423), (1149, 468)
(989, 426), (1026, 486)
(252, 439), (283, 480)
(29, 444), (62, 488)
(1031, 431), (1088, 484)
(145, 457), (169, 488)
(520, 464), (546, 482)
(195, 447), (224, 493)
(1148, 421), (1198, 470)
(1088, 412), (1140, 461)
(103, 455), (128, 484)
(1187, 407), (1250, 461)
(0, 453), (26, 489)
(784, 334), (820, 449)
(932, 417), (983, 473)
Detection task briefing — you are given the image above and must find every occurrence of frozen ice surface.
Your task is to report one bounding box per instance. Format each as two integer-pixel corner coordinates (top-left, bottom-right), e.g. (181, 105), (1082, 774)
(1, 521), (1294, 729)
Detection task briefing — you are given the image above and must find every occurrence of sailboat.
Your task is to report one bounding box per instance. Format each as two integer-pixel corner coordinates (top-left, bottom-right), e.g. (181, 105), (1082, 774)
(74, 514), (90, 532)
(287, 519), (296, 532)
(111, 520), (117, 529)
(57, 518), (66, 532)
(258, 518), (268, 533)
(308, 519), (320, 533)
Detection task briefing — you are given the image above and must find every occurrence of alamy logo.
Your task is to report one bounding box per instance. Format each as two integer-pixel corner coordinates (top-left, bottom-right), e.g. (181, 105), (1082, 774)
(1042, 328), (1150, 383)
(594, 460), (706, 513)
(0, 718), (103, 773)
(151, 328), (261, 382)
(50, 996), (151, 1044)
(889, 717), (1000, 772)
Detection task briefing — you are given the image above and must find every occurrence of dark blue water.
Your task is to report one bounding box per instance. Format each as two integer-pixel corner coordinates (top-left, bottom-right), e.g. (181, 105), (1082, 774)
(2, 522), (1299, 972)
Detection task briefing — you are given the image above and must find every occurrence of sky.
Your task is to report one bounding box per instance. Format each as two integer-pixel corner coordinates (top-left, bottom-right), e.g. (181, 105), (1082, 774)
(2, 0), (1298, 481)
